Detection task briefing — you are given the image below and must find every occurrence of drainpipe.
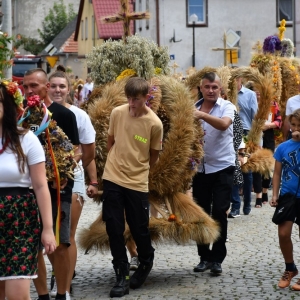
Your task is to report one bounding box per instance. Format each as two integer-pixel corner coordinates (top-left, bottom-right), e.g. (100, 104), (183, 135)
(156, 0), (160, 46)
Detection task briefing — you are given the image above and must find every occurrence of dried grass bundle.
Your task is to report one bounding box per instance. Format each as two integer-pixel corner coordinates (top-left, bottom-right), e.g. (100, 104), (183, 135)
(250, 54), (282, 103)
(216, 65), (232, 101)
(78, 76), (220, 250)
(227, 77), (238, 108)
(170, 192), (217, 224)
(149, 76), (203, 197)
(87, 80), (128, 196)
(79, 203), (220, 253)
(184, 67), (217, 102)
(278, 57), (300, 121)
(148, 77), (162, 113)
(231, 67), (274, 150)
(241, 148), (274, 177)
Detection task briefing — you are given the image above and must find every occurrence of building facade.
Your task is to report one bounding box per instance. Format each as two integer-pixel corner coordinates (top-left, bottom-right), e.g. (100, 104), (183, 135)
(137, 0), (297, 72)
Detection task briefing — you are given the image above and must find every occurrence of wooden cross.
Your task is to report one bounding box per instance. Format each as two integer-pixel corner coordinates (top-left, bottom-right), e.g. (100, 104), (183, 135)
(212, 32), (239, 66)
(102, 0), (150, 41)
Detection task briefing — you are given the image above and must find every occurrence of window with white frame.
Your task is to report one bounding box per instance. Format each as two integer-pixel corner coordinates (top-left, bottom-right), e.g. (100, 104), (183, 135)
(277, 0), (293, 25)
(186, 0), (207, 27)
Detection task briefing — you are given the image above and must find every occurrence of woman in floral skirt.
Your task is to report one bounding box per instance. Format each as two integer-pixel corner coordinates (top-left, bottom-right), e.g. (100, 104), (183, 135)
(0, 80), (56, 300)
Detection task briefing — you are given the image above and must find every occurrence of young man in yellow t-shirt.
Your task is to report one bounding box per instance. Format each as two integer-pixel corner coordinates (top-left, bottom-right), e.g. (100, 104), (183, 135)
(102, 77), (163, 298)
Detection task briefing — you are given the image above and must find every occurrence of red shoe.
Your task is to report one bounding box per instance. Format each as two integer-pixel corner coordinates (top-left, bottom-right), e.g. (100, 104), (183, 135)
(278, 270), (298, 288)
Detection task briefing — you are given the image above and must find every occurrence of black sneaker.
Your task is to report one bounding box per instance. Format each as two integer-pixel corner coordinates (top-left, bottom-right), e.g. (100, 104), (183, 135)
(129, 262), (153, 289)
(193, 260), (212, 272)
(228, 210), (240, 218)
(210, 262), (222, 275)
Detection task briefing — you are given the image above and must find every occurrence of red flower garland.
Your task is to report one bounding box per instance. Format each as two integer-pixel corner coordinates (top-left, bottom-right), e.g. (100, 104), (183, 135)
(26, 95), (41, 107)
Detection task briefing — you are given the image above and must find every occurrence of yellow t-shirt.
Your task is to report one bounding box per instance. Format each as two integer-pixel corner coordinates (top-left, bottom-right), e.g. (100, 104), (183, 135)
(103, 104), (163, 192)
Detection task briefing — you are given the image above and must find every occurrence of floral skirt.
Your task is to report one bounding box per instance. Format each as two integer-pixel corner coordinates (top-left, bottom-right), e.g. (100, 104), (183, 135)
(0, 191), (40, 280)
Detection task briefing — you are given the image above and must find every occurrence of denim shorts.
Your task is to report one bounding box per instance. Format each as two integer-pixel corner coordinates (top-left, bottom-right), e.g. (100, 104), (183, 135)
(73, 165), (87, 201)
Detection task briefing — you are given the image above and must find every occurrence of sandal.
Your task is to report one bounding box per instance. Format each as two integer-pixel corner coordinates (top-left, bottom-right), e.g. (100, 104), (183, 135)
(255, 198), (262, 208)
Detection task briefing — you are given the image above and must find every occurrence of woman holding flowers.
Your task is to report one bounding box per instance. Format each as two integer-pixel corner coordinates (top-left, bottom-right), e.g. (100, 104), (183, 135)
(0, 80), (56, 300)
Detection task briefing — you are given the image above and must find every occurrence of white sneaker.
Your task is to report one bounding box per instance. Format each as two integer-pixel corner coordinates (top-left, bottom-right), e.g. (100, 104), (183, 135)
(130, 256), (139, 271)
(66, 291), (71, 300)
(50, 280), (57, 298)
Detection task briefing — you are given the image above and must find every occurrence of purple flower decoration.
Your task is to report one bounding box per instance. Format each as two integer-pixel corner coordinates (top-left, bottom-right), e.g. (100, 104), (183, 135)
(263, 35), (282, 54)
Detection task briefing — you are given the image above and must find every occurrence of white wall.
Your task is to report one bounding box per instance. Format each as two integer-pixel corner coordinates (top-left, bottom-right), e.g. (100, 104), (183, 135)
(12, 0), (80, 40)
(138, 0), (294, 73)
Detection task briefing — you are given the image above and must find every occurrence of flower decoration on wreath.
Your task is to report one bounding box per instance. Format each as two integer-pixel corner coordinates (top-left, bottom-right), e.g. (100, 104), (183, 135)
(1, 80), (23, 106)
(116, 69), (136, 81)
(17, 95), (75, 182)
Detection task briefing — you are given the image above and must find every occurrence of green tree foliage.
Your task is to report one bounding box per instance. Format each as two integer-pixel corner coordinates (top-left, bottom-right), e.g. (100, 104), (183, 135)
(38, 0), (77, 46)
(0, 32), (15, 78)
(14, 0), (76, 55)
(14, 36), (44, 56)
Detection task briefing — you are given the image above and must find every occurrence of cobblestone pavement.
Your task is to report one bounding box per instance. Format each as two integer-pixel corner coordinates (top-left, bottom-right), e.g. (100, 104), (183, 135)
(30, 192), (300, 300)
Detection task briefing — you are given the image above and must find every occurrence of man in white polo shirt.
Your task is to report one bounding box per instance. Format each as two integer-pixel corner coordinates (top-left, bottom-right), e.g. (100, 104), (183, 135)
(192, 72), (236, 275)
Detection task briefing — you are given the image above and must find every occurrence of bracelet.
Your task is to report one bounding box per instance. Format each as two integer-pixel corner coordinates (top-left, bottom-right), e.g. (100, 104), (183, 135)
(89, 181), (98, 187)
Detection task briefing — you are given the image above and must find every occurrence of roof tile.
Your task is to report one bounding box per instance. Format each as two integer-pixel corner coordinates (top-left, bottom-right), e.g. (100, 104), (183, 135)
(60, 32), (78, 53)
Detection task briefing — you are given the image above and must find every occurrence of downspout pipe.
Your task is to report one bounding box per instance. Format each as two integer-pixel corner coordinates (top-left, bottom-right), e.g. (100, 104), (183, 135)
(156, 0), (160, 46)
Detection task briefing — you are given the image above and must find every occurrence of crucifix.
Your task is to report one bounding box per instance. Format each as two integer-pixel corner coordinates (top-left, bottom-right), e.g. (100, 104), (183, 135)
(212, 32), (239, 66)
(102, 0), (150, 41)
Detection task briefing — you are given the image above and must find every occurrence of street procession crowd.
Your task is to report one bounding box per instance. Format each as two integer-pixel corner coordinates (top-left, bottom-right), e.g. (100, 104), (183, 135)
(1, 21), (300, 300)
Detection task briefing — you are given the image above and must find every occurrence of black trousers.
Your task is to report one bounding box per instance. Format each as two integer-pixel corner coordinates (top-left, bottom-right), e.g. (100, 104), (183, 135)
(192, 166), (234, 263)
(102, 180), (154, 266)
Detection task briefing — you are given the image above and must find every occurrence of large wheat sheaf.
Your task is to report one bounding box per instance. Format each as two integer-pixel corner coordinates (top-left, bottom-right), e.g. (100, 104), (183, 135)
(230, 67), (275, 174)
(79, 76), (220, 252)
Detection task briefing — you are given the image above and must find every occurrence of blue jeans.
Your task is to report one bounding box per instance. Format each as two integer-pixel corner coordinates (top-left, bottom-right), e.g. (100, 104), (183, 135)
(231, 184), (241, 211)
(243, 172), (253, 210)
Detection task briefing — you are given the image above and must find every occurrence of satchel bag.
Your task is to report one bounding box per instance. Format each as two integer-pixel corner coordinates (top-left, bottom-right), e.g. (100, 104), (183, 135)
(272, 193), (296, 225)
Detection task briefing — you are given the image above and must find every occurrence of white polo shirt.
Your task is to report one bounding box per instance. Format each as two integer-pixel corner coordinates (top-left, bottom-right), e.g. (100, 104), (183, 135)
(195, 97), (236, 174)
(286, 95), (300, 116)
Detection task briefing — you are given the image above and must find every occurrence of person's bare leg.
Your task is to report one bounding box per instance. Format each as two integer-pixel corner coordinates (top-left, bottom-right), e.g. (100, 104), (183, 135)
(33, 250), (49, 296)
(278, 221), (294, 263)
(126, 239), (138, 258)
(67, 193), (84, 293)
(6, 278), (31, 300)
(49, 244), (70, 295)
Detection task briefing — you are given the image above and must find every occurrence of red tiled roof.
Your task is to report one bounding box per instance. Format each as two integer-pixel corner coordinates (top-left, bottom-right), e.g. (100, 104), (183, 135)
(93, 0), (135, 39)
(60, 32), (78, 53)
